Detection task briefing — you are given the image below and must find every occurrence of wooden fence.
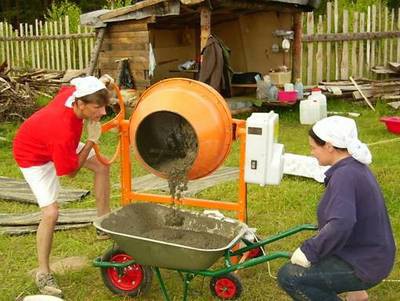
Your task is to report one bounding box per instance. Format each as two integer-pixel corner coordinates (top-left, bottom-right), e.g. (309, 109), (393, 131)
(302, 0), (400, 85)
(0, 16), (96, 72)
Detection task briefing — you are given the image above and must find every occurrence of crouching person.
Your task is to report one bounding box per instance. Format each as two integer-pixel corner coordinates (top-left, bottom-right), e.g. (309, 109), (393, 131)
(12, 75), (114, 297)
(277, 116), (395, 301)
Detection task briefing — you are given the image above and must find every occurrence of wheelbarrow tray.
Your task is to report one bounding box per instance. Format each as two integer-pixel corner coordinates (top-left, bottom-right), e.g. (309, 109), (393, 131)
(93, 202), (248, 270)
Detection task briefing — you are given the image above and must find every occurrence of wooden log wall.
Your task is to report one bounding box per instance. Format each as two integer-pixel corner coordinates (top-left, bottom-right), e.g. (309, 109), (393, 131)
(99, 19), (152, 91)
(0, 16), (95, 72)
(302, 0), (400, 85)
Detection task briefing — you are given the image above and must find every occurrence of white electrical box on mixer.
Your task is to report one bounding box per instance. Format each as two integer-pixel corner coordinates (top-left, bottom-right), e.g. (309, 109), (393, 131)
(244, 112), (285, 186)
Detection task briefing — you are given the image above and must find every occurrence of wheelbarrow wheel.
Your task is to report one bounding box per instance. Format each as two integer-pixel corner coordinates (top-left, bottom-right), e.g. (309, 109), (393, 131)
(210, 273), (243, 300)
(100, 247), (153, 297)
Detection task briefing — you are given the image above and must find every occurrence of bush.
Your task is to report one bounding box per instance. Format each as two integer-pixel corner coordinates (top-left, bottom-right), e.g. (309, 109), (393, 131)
(45, 0), (82, 32)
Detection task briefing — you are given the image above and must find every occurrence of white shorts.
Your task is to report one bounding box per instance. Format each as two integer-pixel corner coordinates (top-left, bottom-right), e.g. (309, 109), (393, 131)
(19, 142), (95, 208)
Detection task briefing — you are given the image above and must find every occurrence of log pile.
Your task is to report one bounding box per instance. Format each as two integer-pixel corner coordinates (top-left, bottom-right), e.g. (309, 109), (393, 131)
(0, 67), (64, 121)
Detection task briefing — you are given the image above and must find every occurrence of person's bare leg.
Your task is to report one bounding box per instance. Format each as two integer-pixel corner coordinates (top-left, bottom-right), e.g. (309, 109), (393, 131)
(346, 290), (368, 301)
(84, 156), (111, 216)
(37, 202), (59, 273)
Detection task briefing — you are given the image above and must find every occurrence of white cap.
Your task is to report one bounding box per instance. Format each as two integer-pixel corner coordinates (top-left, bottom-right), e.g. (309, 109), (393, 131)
(71, 76), (106, 98)
(312, 116), (372, 165)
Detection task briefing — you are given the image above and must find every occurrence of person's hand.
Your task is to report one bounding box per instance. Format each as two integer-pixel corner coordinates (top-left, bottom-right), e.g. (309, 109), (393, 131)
(99, 74), (115, 89)
(290, 247), (311, 268)
(86, 120), (102, 144)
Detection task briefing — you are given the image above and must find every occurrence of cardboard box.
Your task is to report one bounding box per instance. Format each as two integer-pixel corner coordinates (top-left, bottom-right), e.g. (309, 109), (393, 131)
(269, 71), (292, 87)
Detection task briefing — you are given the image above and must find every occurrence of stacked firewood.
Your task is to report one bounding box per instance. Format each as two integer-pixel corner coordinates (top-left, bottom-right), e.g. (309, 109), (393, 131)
(0, 65), (64, 121)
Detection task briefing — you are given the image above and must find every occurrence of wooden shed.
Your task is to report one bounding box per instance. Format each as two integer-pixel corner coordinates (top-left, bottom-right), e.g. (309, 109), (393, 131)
(81, 0), (319, 93)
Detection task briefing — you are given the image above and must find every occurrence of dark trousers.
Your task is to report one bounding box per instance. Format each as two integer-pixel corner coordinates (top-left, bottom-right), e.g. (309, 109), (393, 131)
(277, 256), (377, 301)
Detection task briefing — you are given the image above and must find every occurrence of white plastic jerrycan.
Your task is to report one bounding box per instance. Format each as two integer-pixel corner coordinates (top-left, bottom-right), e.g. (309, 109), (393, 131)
(308, 88), (327, 119)
(300, 98), (321, 125)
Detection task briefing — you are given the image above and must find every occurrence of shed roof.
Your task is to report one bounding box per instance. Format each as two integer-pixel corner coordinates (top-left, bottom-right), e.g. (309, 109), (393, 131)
(81, 0), (319, 28)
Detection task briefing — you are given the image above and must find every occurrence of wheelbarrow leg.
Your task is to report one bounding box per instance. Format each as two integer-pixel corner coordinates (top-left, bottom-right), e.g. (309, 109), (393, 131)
(182, 273), (195, 301)
(154, 267), (171, 301)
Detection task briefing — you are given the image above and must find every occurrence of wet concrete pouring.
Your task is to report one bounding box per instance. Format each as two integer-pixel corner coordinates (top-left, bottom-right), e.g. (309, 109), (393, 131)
(113, 112), (233, 249)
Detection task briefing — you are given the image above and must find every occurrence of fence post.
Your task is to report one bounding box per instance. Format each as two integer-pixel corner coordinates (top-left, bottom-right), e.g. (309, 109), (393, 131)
(334, 0), (339, 80)
(78, 25), (83, 70)
(340, 10), (349, 80)
(54, 21), (60, 70)
(326, 1), (332, 81)
(316, 15), (323, 83)
(359, 13), (365, 77)
(306, 12), (314, 85)
(66, 15), (72, 70)
(351, 12), (359, 77)
(371, 5), (376, 71)
(59, 18), (66, 70)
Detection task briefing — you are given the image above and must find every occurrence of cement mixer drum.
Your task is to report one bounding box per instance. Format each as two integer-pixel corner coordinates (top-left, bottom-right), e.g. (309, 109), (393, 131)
(129, 78), (233, 180)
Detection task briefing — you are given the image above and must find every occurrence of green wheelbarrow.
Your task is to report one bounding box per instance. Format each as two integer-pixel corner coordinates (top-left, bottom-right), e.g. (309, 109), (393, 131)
(93, 202), (316, 300)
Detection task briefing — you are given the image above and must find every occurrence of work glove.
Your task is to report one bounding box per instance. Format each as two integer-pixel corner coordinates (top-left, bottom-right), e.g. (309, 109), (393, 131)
(99, 74), (115, 89)
(86, 120), (102, 144)
(290, 247), (311, 268)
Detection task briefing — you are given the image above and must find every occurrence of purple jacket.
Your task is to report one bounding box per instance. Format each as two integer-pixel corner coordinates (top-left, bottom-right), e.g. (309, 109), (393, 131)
(301, 157), (395, 283)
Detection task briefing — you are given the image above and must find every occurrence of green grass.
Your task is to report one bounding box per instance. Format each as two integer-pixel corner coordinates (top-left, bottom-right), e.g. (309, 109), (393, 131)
(1, 99), (399, 300)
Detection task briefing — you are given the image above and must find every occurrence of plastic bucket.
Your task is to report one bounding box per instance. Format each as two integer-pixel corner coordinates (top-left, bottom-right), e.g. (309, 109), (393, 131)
(129, 78), (233, 180)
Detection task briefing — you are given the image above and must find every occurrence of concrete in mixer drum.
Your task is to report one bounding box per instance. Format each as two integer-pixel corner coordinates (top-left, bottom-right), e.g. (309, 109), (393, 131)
(136, 111), (198, 203)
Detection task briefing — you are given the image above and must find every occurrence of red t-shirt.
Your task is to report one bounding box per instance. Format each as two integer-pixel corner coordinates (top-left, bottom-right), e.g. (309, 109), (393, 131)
(13, 86), (83, 176)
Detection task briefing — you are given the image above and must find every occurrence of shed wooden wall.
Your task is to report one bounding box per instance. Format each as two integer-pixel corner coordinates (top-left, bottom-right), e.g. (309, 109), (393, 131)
(98, 19), (151, 90)
(213, 11), (293, 75)
(149, 27), (198, 83)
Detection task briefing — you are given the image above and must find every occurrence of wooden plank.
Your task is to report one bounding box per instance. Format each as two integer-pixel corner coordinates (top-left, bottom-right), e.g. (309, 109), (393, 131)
(45, 22), (50, 70)
(334, 0), (339, 80)
(0, 209), (97, 226)
(99, 0), (166, 21)
(316, 15), (323, 83)
(107, 22), (148, 33)
(326, 1), (332, 81)
(302, 30), (400, 42)
(88, 28), (106, 75)
(398, 8), (400, 62)
(340, 10), (349, 80)
(59, 18), (65, 70)
(29, 24), (36, 68)
(351, 12), (358, 77)
(383, 7), (388, 67)
(371, 5), (376, 69)
(0, 176), (90, 204)
(99, 50), (148, 59)
(14, 29), (20, 67)
(9, 24), (15, 68)
(35, 19), (40, 68)
(24, 23), (29, 65)
(306, 12), (314, 85)
(65, 15), (72, 69)
(102, 40), (148, 51)
(292, 12), (302, 82)
(366, 6), (371, 75)
(0, 223), (90, 236)
(114, 166), (239, 197)
(389, 9), (394, 62)
(105, 31), (151, 39)
(349, 76), (375, 111)
(19, 24), (25, 65)
(200, 6), (211, 52)
(4, 22), (10, 66)
(38, 21), (44, 70)
(359, 13), (365, 78)
(78, 25), (83, 70)
(84, 26), (89, 67)
(377, 2), (382, 66)
(54, 21), (60, 70)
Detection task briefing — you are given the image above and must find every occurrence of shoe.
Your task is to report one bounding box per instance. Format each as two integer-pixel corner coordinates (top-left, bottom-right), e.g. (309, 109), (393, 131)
(35, 272), (63, 298)
(96, 229), (110, 240)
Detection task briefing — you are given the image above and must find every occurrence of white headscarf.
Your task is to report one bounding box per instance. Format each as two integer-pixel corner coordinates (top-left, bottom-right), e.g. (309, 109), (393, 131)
(312, 116), (372, 165)
(71, 76), (106, 98)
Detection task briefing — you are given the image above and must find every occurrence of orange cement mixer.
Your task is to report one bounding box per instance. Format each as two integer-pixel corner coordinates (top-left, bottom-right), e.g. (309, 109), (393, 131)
(95, 78), (248, 221)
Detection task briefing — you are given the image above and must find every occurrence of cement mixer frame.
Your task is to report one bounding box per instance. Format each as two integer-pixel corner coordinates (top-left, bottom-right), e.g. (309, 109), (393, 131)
(95, 79), (249, 222)
(93, 79), (317, 300)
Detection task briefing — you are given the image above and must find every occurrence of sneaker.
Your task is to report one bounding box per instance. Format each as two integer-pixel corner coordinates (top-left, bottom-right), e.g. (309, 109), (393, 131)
(35, 272), (63, 298)
(96, 229), (110, 240)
